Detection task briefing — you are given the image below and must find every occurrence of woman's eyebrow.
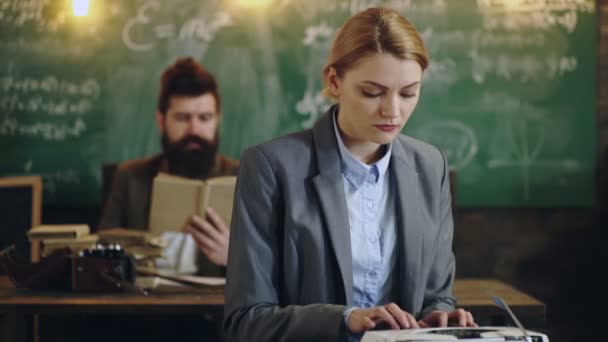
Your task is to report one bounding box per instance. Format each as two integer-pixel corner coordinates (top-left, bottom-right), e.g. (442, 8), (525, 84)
(401, 81), (420, 89)
(360, 81), (387, 89)
(359, 80), (420, 89)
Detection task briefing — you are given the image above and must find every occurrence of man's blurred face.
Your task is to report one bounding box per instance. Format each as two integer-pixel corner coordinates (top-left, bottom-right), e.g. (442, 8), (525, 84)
(156, 93), (221, 179)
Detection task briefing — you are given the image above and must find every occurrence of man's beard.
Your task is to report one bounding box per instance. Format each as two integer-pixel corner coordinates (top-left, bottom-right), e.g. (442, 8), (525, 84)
(162, 133), (218, 179)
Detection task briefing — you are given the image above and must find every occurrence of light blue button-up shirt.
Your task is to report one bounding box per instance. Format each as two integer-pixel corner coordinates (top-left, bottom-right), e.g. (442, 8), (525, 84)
(332, 110), (398, 338)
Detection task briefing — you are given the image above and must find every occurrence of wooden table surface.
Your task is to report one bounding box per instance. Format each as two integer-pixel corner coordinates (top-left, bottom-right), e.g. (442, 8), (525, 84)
(454, 278), (544, 306)
(0, 277), (545, 328)
(0, 276), (12, 289)
(453, 278), (545, 330)
(0, 276), (223, 315)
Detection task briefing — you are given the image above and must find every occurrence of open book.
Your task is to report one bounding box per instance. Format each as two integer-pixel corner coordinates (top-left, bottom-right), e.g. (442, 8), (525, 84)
(148, 173), (237, 234)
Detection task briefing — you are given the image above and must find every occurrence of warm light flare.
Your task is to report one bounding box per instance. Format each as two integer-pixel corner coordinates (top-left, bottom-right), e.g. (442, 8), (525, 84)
(503, 0), (524, 11)
(73, 0), (90, 17)
(238, 0), (273, 9)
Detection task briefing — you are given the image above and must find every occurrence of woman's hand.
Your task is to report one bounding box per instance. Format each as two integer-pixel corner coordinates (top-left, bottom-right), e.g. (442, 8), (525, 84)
(418, 309), (477, 328)
(347, 303), (419, 334)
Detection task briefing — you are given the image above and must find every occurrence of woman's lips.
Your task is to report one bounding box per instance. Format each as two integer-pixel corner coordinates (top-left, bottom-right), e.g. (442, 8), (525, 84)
(375, 124), (398, 132)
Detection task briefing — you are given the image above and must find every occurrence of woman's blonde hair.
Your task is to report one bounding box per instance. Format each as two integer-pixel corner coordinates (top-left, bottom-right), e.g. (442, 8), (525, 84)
(322, 7), (429, 100)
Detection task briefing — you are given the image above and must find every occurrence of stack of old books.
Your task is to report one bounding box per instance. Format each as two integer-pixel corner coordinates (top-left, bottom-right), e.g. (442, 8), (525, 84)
(27, 224), (98, 257)
(97, 228), (163, 266)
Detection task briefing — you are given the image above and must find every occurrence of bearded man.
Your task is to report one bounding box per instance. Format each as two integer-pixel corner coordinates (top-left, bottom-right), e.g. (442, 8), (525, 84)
(99, 57), (238, 275)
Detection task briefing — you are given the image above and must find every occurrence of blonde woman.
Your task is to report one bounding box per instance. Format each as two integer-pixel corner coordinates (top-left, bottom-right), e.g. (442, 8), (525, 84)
(224, 7), (476, 341)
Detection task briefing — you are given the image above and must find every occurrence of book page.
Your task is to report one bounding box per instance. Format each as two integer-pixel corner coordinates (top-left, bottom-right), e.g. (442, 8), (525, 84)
(148, 173), (202, 234)
(157, 275), (225, 287)
(137, 267), (226, 287)
(199, 176), (237, 229)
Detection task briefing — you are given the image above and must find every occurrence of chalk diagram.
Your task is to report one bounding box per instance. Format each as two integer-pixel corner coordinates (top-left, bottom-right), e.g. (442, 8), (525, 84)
(413, 120), (478, 171)
(487, 118), (580, 200)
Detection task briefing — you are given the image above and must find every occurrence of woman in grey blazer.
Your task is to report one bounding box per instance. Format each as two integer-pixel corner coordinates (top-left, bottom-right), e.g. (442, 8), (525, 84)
(224, 7), (476, 341)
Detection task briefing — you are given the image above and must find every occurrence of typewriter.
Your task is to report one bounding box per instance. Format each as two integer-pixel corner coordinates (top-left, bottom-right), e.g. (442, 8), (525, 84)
(361, 326), (549, 342)
(361, 296), (548, 342)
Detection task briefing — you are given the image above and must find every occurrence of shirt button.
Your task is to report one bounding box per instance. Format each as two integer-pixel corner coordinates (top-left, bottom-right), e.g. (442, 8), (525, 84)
(366, 202), (373, 209)
(369, 236), (377, 243)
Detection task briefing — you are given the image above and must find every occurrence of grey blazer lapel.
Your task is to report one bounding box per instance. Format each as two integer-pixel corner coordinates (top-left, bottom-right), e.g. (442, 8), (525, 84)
(391, 137), (423, 312)
(311, 108), (353, 305)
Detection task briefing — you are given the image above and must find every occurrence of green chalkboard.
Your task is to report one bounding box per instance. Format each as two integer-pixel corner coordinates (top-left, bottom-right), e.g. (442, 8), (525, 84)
(0, 0), (597, 207)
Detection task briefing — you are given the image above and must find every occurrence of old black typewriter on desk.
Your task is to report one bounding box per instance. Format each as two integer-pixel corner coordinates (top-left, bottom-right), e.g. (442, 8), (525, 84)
(361, 327), (548, 342)
(361, 297), (549, 342)
(0, 243), (137, 293)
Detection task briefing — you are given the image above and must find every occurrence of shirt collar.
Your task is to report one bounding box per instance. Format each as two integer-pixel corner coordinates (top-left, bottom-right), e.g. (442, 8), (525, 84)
(332, 106), (392, 189)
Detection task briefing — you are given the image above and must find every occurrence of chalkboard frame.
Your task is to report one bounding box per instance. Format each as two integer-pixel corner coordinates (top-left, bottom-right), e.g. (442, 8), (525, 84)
(0, 176), (42, 262)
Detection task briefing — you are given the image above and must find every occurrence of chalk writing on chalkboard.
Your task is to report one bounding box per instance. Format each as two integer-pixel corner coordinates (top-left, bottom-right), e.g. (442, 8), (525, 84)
(296, 22), (335, 128)
(278, 0), (447, 18)
(0, 67), (99, 141)
(41, 170), (81, 195)
(470, 51), (578, 83)
(425, 29), (546, 49)
(477, 0), (594, 13)
(0, 0), (63, 31)
(122, 0), (233, 52)
(19, 160), (81, 195)
(0, 117), (86, 141)
(487, 118), (582, 200)
(477, 0), (595, 32)
(412, 121), (479, 171)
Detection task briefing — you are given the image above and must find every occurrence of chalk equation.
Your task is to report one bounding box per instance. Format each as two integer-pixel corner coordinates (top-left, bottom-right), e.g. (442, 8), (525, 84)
(472, 30), (546, 48)
(477, 0), (594, 32)
(1, 74), (101, 98)
(0, 116), (86, 141)
(295, 21), (335, 128)
(21, 160), (81, 195)
(41, 169), (80, 195)
(426, 29), (546, 50)
(296, 90), (331, 128)
(0, 96), (93, 116)
(483, 10), (579, 32)
(470, 51), (577, 83)
(477, 0), (595, 14)
(122, 0), (232, 52)
(478, 91), (546, 116)
(423, 57), (459, 86)
(0, 72), (100, 117)
(0, 0), (67, 32)
(277, 0), (446, 20)
(302, 21), (334, 46)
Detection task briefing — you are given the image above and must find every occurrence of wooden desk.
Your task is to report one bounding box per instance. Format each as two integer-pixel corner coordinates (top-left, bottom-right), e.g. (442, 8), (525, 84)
(0, 284), (223, 317)
(1, 276), (224, 342)
(0, 277), (545, 328)
(0, 276), (13, 289)
(454, 278), (546, 330)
